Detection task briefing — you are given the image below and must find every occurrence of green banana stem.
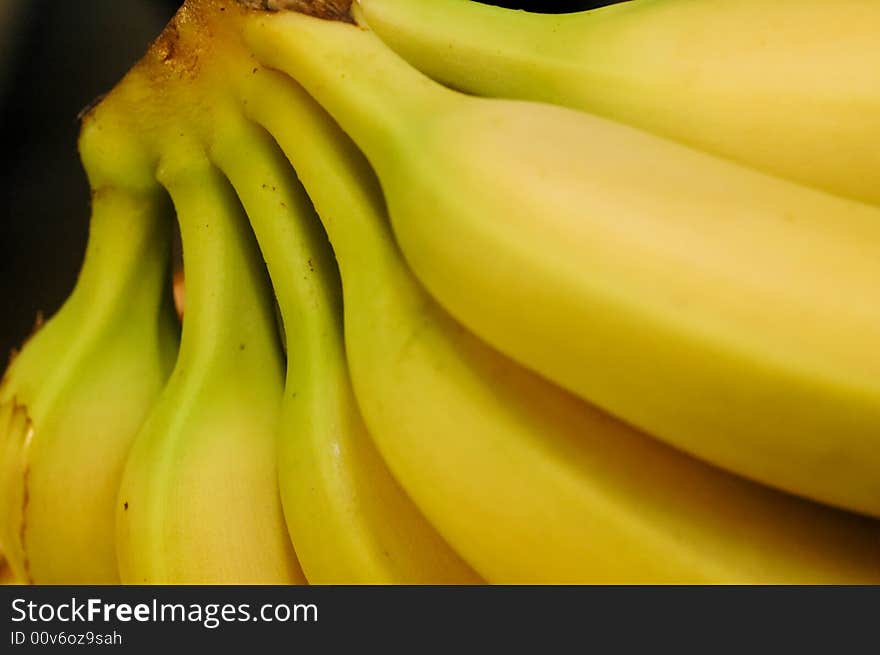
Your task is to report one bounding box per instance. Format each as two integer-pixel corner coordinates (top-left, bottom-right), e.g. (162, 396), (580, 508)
(352, 0), (578, 73)
(67, 188), (176, 329)
(116, 147), (299, 583)
(208, 113), (341, 361)
(354, 0), (880, 206)
(157, 152), (281, 376)
(212, 92), (481, 583)
(238, 68), (398, 299)
(0, 186), (174, 413)
(245, 11), (453, 164)
(351, 0), (610, 109)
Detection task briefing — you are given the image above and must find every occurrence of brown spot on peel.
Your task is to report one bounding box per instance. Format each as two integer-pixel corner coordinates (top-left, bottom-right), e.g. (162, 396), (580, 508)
(5, 401), (36, 585)
(19, 463), (32, 584)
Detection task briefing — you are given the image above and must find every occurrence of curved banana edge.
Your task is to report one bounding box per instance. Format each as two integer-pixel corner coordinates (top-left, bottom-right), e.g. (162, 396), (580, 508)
(115, 148), (304, 584)
(354, 0), (880, 206)
(235, 55), (880, 583)
(211, 110), (481, 583)
(245, 11), (880, 519)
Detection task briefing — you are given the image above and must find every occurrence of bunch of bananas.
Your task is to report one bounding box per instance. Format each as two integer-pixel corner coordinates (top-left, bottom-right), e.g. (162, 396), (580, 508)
(1, 0), (879, 584)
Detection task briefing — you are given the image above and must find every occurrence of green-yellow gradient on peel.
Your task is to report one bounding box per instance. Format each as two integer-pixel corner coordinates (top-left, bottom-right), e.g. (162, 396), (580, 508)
(116, 152), (304, 584)
(0, 182), (179, 584)
(239, 24), (880, 582)
(95, 0), (480, 583)
(5, 0), (880, 585)
(212, 110), (481, 584)
(246, 10), (880, 519)
(355, 0), (880, 206)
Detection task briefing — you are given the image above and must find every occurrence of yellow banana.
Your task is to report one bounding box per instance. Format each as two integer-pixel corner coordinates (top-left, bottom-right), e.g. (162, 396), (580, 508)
(55, 0), (299, 585)
(246, 10), (880, 518)
(211, 108), (481, 583)
(354, 0), (880, 206)
(0, 111), (179, 583)
(7, 0), (879, 585)
(98, 0), (476, 585)
(236, 29), (880, 583)
(115, 146), (303, 584)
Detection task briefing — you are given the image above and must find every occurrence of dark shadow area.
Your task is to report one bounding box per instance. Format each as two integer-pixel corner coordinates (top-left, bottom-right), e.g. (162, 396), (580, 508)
(0, 0), (183, 356)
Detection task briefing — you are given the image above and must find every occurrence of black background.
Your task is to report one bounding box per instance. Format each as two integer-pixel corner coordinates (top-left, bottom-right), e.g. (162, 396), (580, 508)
(0, 0), (613, 358)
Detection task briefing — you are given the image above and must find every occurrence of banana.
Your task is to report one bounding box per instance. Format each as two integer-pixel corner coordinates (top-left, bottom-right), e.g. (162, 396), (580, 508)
(115, 144), (304, 584)
(6, 0), (879, 584)
(0, 121), (179, 582)
(246, 11), (880, 518)
(353, 0), (880, 206)
(233, 44), (880, 583)
(90, 0), (476, 585)
(53, 0), (298, 585)
(211, 113), (479, 583)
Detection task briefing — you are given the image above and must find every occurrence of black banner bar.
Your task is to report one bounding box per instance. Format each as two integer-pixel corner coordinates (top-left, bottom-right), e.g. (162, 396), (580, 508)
(2, 586), (877, 651)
